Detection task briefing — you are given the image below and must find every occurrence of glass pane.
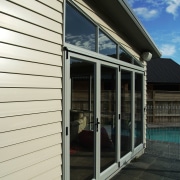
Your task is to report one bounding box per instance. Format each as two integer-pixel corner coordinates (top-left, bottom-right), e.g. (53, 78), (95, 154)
(119, 47), (132, 63)
(133, 58), (142, 66)
(101, 65), (117, 172)
(135, 73), (143, 147)
(121, 70), (132, 157)
(65, 3), (96, 51)
(99, 30), (117, 58)
(70, 58), (95, 179)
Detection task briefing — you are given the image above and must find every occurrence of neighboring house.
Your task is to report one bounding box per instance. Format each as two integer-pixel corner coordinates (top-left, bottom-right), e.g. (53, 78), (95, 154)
(147, 58), (180, 123)
(0, 0), (161, 179)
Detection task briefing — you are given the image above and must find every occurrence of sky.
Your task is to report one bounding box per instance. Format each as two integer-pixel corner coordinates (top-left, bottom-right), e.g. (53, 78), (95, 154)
(126, 0), (180, 64)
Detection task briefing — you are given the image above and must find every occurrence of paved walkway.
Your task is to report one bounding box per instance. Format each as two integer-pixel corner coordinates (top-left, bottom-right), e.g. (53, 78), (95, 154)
(112, 152), (180, 180)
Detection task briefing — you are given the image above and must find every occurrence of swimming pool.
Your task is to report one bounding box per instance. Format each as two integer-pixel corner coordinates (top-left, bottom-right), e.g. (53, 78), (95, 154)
(146, 127), (180, 144)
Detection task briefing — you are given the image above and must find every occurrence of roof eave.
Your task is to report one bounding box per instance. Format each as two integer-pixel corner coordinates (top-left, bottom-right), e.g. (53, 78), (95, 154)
(118, 0), (161, 58)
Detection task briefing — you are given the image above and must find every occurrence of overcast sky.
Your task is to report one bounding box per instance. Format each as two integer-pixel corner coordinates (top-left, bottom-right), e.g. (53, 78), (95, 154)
(127, 0), (180, 64)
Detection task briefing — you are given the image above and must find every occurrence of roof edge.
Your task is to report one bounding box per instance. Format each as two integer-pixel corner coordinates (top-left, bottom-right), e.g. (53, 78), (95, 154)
(118, 0), (162, 57)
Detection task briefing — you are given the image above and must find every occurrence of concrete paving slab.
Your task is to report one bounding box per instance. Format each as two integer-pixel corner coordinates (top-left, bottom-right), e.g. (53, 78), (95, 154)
(111, 153), (180, 180)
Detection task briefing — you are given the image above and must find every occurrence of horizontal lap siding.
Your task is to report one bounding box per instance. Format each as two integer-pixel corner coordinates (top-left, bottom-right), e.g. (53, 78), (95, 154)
(0, 28), (61, 54)
(1, 157), (61, 180)
(0, 43), (62, 66)
(0, 88), (62, 102)
(0, 0), (62, 33)
(0, 0), (63, 179)
(0, 58), (62, 77)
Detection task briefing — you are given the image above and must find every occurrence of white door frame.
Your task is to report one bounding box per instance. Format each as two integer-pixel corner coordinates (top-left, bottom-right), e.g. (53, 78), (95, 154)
(63, 46), (145, 179)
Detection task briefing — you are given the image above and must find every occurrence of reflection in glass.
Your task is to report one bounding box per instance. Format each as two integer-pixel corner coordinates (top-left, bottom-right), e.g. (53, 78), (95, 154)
(70, 58), (95, 180)
(119, 47), (142, 67)
(99, 30), (117, 58)
(65, 2), (143, 69)
(101, 66), (117, 172)
(134, 59), (141, 66)
(135, 73), (143, 147)
(121, 70), (132, 157)
(119, 47), (132, 63)
(65, 3), (96, 51)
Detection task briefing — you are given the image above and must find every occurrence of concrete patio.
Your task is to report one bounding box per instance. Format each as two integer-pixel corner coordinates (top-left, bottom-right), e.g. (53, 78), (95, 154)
(112, 141), (180, 180)
(112, 153), (180, 180)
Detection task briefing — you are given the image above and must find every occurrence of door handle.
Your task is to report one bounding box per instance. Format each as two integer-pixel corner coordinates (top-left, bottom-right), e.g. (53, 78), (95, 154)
(88, 119), (100, 131)
(95, 118), (100, 131)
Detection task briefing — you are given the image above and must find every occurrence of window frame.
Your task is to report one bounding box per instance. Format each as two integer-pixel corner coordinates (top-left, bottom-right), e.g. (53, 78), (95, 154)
(65, 0), (143, 67)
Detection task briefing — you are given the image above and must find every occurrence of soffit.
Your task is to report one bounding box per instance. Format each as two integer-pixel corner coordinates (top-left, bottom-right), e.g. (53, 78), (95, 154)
(83, 0), (161, 58)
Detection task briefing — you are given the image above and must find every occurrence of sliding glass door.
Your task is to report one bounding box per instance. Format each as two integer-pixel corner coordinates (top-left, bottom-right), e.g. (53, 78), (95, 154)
(66, 54), (119, 180)
(100, 65), (118, 173)
(70, 58), (96, 180)
(121, 70), (132, 157)
(120, 69), (144, 160)
(134, 73), (143, 148)
(64, 52), (144, 180)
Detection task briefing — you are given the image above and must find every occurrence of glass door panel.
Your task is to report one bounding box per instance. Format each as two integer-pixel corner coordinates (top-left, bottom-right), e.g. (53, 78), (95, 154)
(100, 65), (117, 172)
(134, 73), (143, 147)
(69, 56), (120, 179)
(121, 70), (132, 157)
(70, 58), (95, 180)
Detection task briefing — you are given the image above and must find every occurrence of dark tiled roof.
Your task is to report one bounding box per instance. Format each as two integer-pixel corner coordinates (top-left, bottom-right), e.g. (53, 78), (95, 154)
(147, 58), (180, 83)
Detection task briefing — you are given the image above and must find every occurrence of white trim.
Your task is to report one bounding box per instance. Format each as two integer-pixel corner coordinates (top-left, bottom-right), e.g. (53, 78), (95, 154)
(132, 71), (135, 151)
(64, 44), (144, 71)
(63, 49), (145, 179)
(100, 163), (119, 180)
(63, 50), (71, 180)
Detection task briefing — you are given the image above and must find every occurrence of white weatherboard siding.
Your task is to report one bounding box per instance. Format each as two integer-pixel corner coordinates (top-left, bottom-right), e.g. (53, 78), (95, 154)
(0, 0), (63, 179)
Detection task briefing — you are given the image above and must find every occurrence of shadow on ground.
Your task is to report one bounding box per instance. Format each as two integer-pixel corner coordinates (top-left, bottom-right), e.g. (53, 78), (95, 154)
(112, 152), (180, 180)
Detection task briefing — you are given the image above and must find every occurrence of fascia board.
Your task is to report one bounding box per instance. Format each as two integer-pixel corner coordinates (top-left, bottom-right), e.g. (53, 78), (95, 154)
(118, 0), (161, 57)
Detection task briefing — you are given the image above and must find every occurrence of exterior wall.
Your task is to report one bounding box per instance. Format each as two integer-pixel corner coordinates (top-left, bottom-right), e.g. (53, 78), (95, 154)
(73, 0), (141, 60)
(0, 0), (63, 179)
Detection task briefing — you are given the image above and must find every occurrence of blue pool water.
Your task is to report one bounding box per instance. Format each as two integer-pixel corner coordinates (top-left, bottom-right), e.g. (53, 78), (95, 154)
(147, 127), (180, 144)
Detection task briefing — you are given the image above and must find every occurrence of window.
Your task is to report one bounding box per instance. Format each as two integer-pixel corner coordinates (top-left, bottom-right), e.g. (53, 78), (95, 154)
(65, 3), (96, 51)
(119, 47), (142, 66)
(65, 2), (142, 67)
(99, 30), (117, 58)
(119, 47), (132, 63)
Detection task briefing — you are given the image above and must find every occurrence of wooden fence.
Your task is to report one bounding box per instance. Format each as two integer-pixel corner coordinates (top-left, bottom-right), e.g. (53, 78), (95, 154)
(147, 90), (180, 124)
